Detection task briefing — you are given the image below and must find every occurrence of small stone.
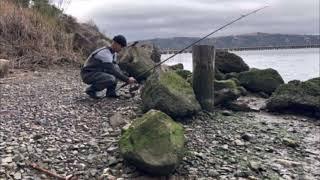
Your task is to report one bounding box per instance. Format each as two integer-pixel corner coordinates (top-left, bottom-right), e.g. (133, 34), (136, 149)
(13, 154), (24, 162)
(222, 144), (229, 150)
(234, 170), (250, 177)
(89, 169), (98, 176)
(76, 163), (86, 170)
(34, 71), (41, 77)
(121, 124), (131, 132)
(1, 156), (13, 164)
(248, 176), (259, 180)
(274, 159), (302, 167)
(248, 161), (262, 172)
(46, 148), (57, 152)
(208, 169), (219, 177)
(87, 154), (96, 163)
(108, 156), (118, 166)
(241, 133), (254, 141)
(189, 167), (198, 175)
(107, 146), (117, 153)
(282, 138), (299, 148)
(13, 172), (22, 180)
(234, 139), (245, 146)
(221, 110), (233, 116)
(110, 112), (126, 128)
(265, 147), (274, 153)
(72, 150), (78, 155)
(193, 151), (205, 159)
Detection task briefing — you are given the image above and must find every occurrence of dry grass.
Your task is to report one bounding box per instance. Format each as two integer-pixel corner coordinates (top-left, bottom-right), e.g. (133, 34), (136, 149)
(0, 0), (81, 68)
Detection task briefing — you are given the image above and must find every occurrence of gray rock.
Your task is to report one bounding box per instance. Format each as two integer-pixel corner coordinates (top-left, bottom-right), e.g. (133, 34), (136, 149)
(118, 44), (156, 81)
(234, 139), (245, 146)
(89, 169), (98, 176)
(13, 172), (22, 180)
(1, 156), (13, 164)
(141, 71), (201, 118)
(237, 68), (284, 95)
(109, 112), (126, 128)
(241, 133), (254, 141)
(266, 77), (320, 118)
(215, 51), (249, 73)
(119, 110), (185, 175)
(208, 169), (219, 177)
(221, 110), (233, 116)
(282, 138), (299, 148)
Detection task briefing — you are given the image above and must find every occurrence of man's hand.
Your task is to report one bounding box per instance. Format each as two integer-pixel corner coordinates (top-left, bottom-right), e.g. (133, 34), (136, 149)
(127, 77), (137, 84)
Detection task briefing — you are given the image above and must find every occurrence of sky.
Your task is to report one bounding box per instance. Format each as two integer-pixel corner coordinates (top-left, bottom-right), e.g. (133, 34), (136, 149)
(54, 0), (320, 41)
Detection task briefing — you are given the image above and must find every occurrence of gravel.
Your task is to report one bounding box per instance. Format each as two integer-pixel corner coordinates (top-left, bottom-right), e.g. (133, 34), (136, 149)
(1, 68), (319, 179)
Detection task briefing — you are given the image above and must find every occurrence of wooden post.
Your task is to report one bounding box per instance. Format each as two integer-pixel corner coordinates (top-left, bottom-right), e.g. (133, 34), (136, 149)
(192, 45), (215, 112)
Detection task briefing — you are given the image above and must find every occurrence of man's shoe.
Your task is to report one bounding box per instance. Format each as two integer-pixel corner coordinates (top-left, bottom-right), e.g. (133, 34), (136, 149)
(85, 88), (101, 99)
(105, 91), (120, 98)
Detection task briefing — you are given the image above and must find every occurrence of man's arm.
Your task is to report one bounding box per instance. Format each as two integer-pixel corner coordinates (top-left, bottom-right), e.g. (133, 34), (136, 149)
(94, 49), (130, 82)
(101, 62), (129, 82)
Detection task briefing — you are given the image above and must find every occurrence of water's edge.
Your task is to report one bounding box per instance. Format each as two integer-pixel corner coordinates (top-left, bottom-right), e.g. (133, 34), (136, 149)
(163, 48), (320, 82)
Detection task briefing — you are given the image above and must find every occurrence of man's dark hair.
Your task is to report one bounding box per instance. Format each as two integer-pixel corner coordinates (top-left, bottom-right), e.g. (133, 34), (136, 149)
(113, 35), (127, 47)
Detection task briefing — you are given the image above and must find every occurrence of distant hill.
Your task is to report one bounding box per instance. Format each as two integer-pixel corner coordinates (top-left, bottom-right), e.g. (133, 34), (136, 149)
(142, 33), (320, 49)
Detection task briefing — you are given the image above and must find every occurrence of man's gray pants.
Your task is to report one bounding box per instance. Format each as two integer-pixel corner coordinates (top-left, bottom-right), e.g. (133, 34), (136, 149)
(81, 71), (117, 93)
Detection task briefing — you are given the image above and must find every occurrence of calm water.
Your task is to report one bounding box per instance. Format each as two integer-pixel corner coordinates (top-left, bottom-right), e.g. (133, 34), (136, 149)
(163, 48), (320, 82)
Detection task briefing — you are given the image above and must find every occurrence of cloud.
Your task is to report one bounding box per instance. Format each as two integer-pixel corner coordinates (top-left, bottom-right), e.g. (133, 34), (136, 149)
(62, 0), (320, 41)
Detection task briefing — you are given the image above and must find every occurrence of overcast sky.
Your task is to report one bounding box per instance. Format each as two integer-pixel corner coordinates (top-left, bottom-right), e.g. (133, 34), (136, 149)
(56, 0), (320, 41)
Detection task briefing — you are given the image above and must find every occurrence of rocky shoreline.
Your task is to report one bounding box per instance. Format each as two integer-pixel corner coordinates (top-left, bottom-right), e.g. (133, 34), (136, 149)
(1, 68), (319, 179)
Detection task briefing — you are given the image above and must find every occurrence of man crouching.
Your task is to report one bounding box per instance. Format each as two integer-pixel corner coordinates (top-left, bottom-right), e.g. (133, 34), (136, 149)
(81, 35), (136, 99)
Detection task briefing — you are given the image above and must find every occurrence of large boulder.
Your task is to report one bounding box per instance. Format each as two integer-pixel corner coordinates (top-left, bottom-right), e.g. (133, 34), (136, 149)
(237, 68), (284, 95)
(175, 69), (192, 80)
(141, 71), (201, 117)
(215, 50), (249, 73)
(119, 110), (185, 175)
(214, 79), (242, 105)
(266, 78), (320, 118)
(0, 59), (9, 78)
(168, 63), (184, 70)
(118, 44), (156, 81)
(215, 67), (226, 80)
(150, 44), (161, 63)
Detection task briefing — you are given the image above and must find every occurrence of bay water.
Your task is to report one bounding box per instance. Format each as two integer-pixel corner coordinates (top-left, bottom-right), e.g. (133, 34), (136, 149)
(163, 48), (320, 82)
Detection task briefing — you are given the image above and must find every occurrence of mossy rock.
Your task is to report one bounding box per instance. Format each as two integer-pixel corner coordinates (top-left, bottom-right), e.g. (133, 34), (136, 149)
(215, 67), (226, 80)
(169, 63), (184, 70)
(141, 70), (201, 117)
(118, 46), (155, 81)
(175, 69), (192, 80)
(119, 110), (185, 175)
(215, 50), (249, 73)
(237, 68), (284, 95)
(214, 79), (242, 105)
(214, 79), (238, 91)
(266, 77), (320, 118)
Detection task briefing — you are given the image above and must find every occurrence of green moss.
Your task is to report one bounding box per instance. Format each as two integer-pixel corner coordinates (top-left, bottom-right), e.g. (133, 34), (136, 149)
(272, 77), (320, 97)
(175, 69), (192, 80)
(119, 110), (185, 157)
(214, 79), (238, 91)
(159, 71), (194, 95)
(237, 68), (284, 94)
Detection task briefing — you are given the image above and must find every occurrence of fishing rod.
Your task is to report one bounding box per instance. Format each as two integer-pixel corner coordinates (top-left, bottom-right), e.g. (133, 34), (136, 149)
(117, 5), (269, 92)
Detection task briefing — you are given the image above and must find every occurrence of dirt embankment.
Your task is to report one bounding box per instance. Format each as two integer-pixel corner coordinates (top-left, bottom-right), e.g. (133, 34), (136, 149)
(0, 0), (111, 69)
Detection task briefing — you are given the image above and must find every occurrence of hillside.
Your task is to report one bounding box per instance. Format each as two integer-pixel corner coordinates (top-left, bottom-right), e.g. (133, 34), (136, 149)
(143, 33), (320, 49)
(0, 0), (111, 68)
